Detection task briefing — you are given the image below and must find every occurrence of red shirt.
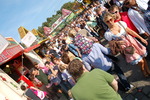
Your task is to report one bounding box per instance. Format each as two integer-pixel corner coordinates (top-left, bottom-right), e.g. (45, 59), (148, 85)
(115, 12), (139, 33)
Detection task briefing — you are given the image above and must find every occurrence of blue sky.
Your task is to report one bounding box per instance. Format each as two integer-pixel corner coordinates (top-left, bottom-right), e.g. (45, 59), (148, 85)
(0, 0), (72, 42)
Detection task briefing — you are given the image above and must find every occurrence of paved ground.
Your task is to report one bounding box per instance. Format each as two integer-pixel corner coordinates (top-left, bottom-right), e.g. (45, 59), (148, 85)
(101, 38), (150, 100)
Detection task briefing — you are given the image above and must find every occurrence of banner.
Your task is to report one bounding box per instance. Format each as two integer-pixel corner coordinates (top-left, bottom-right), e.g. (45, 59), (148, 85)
(62, 8), (72, 16)
(43, 26), (52, 36)
(0, 34), (10, 54)
(66, 13), (75, 22)
(44, 9), (72, 35)
(21, 32), (37, 47)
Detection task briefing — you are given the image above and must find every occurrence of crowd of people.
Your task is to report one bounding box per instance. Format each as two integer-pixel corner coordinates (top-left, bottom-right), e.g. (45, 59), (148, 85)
(22, 0), (150, 100)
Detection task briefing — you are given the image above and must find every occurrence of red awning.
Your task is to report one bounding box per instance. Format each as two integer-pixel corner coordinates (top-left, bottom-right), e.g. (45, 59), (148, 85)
(0, 45), (24, 65)
(24, 44), (40, 53)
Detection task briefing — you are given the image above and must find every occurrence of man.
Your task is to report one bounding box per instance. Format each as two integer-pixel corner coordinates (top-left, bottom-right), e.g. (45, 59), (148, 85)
(95, 7), (108, 37)
(82, 42), (132, 92)
(31, 68), (50, 87)
(68, 59), (122, 100)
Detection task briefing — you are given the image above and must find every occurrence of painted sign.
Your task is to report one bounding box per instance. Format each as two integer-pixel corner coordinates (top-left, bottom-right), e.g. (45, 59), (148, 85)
(0, 45), (23, 65)
(21, 31), (37, 47)
(0, 35), (10, 54)
(0, 37), (23, 65)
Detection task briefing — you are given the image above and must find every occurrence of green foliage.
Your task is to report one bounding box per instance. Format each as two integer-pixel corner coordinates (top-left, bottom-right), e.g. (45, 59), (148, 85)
(56, 10), (62, 15)
(37, 1), (75, 34)
(42, 22), (50, 27)
(38, 26), (44, 34)
(60, 2), (75, 12)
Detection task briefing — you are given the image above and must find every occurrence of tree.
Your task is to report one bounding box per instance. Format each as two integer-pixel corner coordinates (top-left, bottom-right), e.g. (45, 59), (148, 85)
(42, 22), (50, 27)
(38, 26), (44, 35)
(56, 10), (62, 15)
(47, 17), (52, 22)
(61, 2), (75, 12)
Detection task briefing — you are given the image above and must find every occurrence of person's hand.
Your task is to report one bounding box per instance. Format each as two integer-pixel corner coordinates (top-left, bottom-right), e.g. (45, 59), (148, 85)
(48, 65), (53, 69)
(48, 74), (55, 79)
(90, 37), (98, 42)
(141, 38), (148, 46)
(37, 81), (42, 85)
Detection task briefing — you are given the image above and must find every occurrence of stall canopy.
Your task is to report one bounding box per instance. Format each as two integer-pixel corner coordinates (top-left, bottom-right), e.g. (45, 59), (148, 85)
(0, 38), (24, 65)
(24, 44), (40, 53)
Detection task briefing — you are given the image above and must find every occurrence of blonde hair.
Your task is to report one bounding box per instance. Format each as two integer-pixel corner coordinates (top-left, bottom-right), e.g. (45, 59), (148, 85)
(103, 12), (115, 23)
(68, 29), (76, 38)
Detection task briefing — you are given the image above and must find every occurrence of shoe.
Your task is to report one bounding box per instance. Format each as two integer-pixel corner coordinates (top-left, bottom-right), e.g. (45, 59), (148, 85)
(125, 84), (135, 93)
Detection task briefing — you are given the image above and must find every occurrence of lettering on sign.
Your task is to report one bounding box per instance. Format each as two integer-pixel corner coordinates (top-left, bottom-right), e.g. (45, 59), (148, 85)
(0, 45), (23, 63)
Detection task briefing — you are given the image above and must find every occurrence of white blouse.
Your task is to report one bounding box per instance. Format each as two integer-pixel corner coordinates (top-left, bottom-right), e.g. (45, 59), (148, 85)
(104, 21), (127, 41)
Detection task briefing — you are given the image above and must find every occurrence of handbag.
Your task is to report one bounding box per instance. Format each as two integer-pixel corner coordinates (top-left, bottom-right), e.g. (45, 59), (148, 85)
(118, 22), (135, 55)
(30, 87), (47, 100)
(109, 39), (125, 55)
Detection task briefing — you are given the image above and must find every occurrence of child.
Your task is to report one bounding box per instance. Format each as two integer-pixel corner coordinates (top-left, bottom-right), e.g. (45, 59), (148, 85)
(59, 64), (75, 87)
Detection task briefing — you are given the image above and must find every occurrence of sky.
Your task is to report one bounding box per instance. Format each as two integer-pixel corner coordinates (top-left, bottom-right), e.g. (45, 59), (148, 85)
(0, 0), (73, 42)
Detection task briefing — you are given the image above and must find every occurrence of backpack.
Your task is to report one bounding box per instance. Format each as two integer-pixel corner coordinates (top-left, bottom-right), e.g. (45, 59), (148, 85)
(74, 34), (93, 54)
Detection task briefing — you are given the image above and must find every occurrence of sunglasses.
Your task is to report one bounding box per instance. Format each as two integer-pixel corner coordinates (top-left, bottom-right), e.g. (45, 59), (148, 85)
(111, 11), (118, 14)
(106, 18), (113, 23)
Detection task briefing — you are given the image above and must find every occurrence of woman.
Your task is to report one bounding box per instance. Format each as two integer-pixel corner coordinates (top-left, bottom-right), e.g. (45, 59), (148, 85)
(103, 12), (150, 77)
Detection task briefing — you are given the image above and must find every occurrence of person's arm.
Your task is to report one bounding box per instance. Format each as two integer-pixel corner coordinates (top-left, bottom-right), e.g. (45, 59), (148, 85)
(126, 27), (148, 45)
(48, 74), (55, 80)
(82, 60), (92, 71)
(110, 79), (118, 92)
(75, 47), (82, 58)
(49, 66), (58, 76)
(30, 86), (41, 91)
(88, 25), (97, 33)
(98, 43), (111, 55)
(97, 69), (118, 92)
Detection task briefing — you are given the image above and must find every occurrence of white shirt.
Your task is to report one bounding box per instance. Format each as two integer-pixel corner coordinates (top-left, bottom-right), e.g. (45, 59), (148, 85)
(136, 0), (149, 10)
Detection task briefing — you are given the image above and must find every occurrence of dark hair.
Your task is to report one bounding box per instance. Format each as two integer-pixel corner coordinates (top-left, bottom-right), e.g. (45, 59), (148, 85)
(61, 53), (70, 64)
(61, 44), (68, 52)
(45, 61), (50, 65)
(68, 59), (83, 80)
(29, 67), (37, 74)
(51, 57), (59, 64)
(62, 40), (66, 45)
(33, 62), (38, 66)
